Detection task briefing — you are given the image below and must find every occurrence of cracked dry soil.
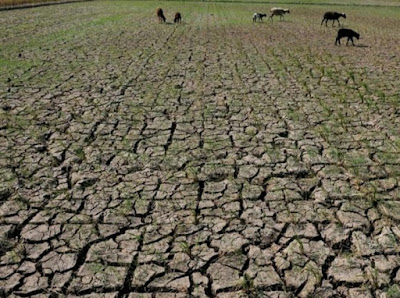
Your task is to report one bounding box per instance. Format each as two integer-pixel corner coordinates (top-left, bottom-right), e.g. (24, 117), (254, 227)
(1, 1), (400, 297)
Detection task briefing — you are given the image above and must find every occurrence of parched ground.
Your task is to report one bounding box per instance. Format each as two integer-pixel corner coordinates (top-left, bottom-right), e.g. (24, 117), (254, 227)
(1, 1), (400, 297)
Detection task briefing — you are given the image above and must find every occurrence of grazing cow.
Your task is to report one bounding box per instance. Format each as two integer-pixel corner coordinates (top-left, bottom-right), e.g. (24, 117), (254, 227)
(156, 8), (166, 23)
(335, 28), (360, 46)
(321, 12), (346, 27)
(269, 7), (290, 21)
(253, 13), (267, 22)
(174, 12), (182, 23)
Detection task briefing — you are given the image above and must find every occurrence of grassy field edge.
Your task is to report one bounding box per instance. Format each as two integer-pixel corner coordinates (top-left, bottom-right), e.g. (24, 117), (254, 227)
(1, 0), (400, 10)
(0, 0), (93, 10)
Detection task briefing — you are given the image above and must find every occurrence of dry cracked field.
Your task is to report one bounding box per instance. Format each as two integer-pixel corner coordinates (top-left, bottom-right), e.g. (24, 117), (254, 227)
(1, 1), (400, 297)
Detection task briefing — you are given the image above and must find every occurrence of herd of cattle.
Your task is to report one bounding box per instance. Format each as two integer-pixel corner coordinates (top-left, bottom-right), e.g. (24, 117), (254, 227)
(156, 8), (181, 23)
(155, 7), (360, 46)
(252, 8), (360, 46)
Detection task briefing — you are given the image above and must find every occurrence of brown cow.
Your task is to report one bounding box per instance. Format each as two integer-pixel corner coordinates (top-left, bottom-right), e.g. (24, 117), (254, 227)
(156, 8), (166, 23)
(174, 12), (182, 23)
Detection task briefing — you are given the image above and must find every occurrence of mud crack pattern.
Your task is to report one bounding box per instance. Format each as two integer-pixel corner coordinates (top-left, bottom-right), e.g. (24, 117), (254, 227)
(1, 1), (400, 297)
